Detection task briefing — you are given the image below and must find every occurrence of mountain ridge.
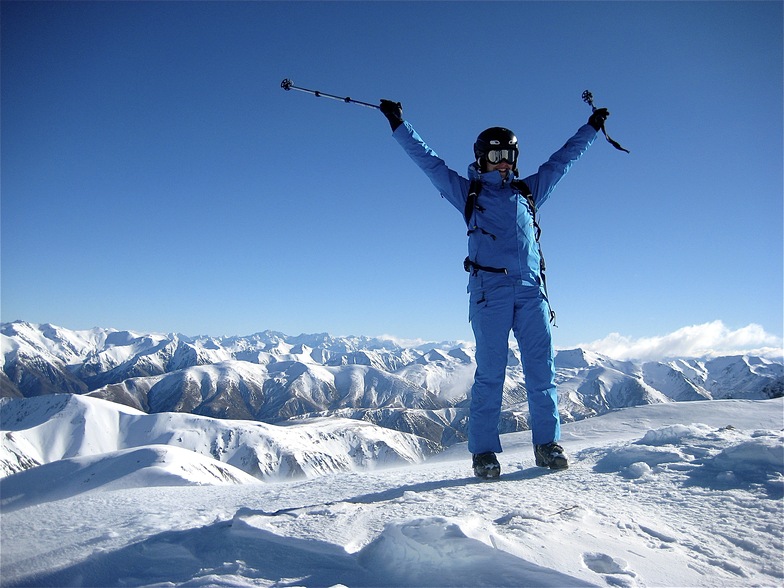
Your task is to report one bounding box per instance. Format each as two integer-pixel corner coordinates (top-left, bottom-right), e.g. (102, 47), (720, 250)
(2, 321), (782, 447)
(0, 393), (438, 487)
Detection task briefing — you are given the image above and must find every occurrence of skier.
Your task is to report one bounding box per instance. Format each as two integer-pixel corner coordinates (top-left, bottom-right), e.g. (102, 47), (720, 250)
(379, 98), (608, 478)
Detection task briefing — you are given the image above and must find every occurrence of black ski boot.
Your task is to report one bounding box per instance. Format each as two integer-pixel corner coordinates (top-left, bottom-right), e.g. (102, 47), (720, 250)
(534, 442), (568, 470)
(472, 452), (501, 479)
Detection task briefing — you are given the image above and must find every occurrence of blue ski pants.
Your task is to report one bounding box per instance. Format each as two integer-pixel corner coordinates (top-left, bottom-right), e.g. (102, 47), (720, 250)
(468, 281), (561, 454)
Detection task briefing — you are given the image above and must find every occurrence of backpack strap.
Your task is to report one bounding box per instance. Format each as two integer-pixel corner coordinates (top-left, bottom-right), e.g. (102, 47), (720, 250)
(463, 179), (507, 275)
(463, 179), (484, 226)
(510, 179), (534, 208)
(511, 180), (540, 240)
(511, 180), (557, 325)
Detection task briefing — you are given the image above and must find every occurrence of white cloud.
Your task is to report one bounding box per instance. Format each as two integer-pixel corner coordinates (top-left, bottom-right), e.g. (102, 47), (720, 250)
(376, 334), (473, 349)
(580, 320), (784, 362)
(376, 334), (431, 348)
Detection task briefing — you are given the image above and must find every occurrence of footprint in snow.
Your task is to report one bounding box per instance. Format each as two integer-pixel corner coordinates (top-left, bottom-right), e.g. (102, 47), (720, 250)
(582, 552), (638, 586)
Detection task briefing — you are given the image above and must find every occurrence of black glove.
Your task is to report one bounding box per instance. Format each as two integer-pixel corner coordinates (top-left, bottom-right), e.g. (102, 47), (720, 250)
(380, 99), (403, 131)
(588, 107), (610, 131)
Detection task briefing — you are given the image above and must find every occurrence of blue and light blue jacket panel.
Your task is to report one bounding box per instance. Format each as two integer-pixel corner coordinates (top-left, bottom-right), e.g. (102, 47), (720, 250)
(392, 121), (597, 291)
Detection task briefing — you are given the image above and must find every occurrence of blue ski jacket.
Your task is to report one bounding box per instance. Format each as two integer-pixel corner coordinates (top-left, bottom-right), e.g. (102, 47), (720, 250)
(392, 121), (598, 293)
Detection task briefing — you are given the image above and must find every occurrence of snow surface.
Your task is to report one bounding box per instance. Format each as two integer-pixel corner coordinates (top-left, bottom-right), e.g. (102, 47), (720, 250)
(1, 397), (783, 587)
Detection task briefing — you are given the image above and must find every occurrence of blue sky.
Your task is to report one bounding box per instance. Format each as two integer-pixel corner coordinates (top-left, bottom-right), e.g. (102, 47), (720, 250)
(2, 1), (782, 358)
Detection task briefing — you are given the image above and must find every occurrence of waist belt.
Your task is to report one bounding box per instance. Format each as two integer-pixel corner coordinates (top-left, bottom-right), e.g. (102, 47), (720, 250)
(464, 257), (507, 275)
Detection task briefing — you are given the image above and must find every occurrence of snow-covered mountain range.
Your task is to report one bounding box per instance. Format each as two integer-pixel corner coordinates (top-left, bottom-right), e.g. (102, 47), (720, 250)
(2, 321), (782, 449)
(1, 322), (783, 586)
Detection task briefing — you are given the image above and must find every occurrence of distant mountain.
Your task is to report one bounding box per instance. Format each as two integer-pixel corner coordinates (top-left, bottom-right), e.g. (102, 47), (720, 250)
(2, 321), (782, 447)
(0, 393), (437, 496)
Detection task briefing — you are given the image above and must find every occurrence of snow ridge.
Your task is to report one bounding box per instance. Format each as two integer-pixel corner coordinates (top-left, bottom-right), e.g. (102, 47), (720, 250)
(0, 394), (437, 488)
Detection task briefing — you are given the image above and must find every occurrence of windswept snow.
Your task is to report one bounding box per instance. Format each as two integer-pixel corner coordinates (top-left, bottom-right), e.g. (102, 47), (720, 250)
(1, 396), (782, 587)
(0, 444), (260, 512)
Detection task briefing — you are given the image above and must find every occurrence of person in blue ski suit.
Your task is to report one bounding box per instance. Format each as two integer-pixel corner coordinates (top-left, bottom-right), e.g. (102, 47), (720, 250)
(379, 99), (608, 477)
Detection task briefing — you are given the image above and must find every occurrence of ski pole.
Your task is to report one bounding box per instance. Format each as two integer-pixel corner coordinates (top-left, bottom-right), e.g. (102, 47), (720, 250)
(582, 90), (630, 153)
(281, 79), (380, 110)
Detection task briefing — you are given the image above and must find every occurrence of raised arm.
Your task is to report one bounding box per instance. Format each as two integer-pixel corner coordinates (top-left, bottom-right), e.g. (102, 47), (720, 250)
(380, 100), (470, 214)
(523, 122), (599, 209)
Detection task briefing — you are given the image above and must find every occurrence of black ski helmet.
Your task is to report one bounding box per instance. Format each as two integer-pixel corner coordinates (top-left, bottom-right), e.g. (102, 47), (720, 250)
(474, 127), (519, 173)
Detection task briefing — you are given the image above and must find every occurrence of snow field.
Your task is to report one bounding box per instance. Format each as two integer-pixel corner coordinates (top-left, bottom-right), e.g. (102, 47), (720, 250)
(1, 397), (782, 587)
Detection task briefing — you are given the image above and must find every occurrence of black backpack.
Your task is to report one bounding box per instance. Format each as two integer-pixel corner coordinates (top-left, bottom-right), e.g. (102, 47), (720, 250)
(463, 178), (556, 324)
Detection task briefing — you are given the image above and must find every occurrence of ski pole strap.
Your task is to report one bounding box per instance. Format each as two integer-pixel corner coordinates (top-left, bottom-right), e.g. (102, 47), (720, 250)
(600, 124), (630, 153)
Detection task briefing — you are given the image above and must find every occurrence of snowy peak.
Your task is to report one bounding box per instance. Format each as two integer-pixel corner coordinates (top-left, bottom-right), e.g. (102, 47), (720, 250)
(703, 355), (783, 398)
(417, 348), (450, 364)
(641, 362), (711, 402)
(1, 321), (106, 365)
(555, 348), (605, 369)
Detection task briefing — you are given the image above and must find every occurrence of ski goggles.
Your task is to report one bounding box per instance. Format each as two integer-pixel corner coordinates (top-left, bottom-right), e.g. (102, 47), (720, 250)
(485, 149), (518, 164)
